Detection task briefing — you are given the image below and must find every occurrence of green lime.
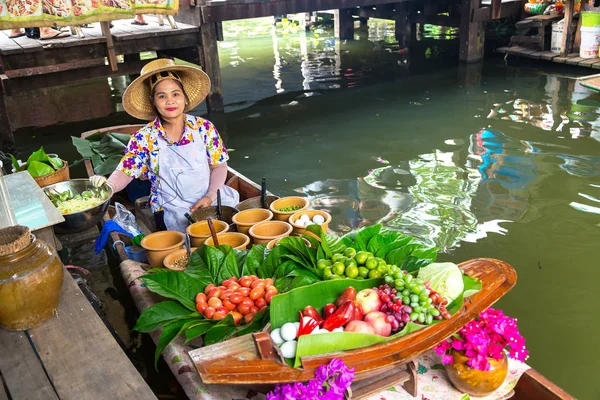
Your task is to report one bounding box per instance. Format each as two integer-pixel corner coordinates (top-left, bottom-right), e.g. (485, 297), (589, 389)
(345, 258), (358, 268)
(332, 262), (346, 276)
(355, 251), (369, 265)
(378, 259), (388, 269)
(343, 247), (357, 258)
(323, 267), (333, 277)
(355, 276), (365, 280)
(365, 252), (374, 259)
(368, 269), (382, 279)
(358, 267), (369, 278)
(331, 275), (343, 280)
(365, 257), (379, 270)
(317, 259), (332, 270)
(326, 274), (336, 280)
(377, 265), (388, 275)
(345, 265), (359, 279)
(332, 253), (344, 262)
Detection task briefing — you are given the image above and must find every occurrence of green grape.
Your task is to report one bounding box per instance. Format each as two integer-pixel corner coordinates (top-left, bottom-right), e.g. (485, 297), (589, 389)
(426, 315), (433, 325)
(384, 275), (394, 284)
(394, 279), (405, 289)
(410, 312), (419, 321)
(403, 274), (413, 284)
(402, 289), (411, 297)
(431, 308), (440, 317)
(403, 296), (411, 305)
(410, 294), (419, 303)
(413, 306), (422, 313)
(418, 313), (425, 323)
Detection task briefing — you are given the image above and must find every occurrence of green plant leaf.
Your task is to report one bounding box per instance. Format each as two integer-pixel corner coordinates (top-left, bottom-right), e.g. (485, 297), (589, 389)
(217, 245), (241, 283)
(142, 272), (204, 311)
(236, 308), (270, 337)
(278, 236), (317, 270)
(352, 224), (382, 251)
(274, 277), (294, 293)
(242, 244), (266, 276)
(305, 224), (346, 259)
(26, 147), (50, 165)
(258, 245), (292, 279)
(8, 154), (20, 172)
(374, 236), (413, 259)
(71, 136), (95, 159)
(367, 230), (399, 255)
(46, 156), (63, 170)
(462, 274), (482, 298)
(27, 160), (55, 178)
(134, 301), (194, 332)
(154, 319), (189, 368)
(273, 260), (298, 278)
(203, 314), (238, 345)
(290, 275), (318, 289)
(184, 321), (214, 344)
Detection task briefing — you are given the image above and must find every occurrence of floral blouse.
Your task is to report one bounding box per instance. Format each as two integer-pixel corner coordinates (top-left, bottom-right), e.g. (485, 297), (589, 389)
(116, 114), (229, 212)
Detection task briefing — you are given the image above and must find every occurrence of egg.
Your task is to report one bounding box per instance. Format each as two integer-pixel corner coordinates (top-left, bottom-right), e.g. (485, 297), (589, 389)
(312, 215), (325, 225)
(270, 328), (284, 345)
(280, 340), (297, 359)
(313, 328), (329, 334)
(299, 214), (310, 221)
(294, 322), (300, 331)
(280, 322), (298, 341)
(304, 220), (315, 227)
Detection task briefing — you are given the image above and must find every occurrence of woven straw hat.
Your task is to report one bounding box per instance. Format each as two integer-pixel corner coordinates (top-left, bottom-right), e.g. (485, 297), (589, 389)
(123, 59), (211, 121)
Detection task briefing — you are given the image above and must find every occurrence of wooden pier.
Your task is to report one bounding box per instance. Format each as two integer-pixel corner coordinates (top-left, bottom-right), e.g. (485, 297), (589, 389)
(497, 46), (600, 69)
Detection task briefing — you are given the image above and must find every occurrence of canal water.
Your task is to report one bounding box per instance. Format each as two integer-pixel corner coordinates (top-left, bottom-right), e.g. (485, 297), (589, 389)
(6, 17), (599, 399)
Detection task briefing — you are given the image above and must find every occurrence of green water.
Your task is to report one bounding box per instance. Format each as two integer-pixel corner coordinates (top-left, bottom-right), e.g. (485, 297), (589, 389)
(7, 18), (600, 399)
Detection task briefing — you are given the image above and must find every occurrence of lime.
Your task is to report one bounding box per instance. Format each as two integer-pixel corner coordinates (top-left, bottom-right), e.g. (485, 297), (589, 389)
(317, 259), (332, 270)
(323, 267), (333, 277)
(343, 247), (357, 259)
(378, 259), (388, 269)
(355, 276), (365, 280)
(345, 265), (359, 279)
(345, 258), (358, 268)
(365, 252), (374, 259)
(355, 251), (369, 265)
(377, 265), (388, 276)
(331, 275), (343, 280)
(368, 269), (382, 279)
(326, 274), (336, 280)
(358, 267), (369, 278)
(365, 257), (379, 270)
(332, 253), (344, 263)
(332, 262), (346, 276)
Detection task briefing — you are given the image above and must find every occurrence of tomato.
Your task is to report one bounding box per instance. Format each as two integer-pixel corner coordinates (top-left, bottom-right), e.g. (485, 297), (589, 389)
(251, 279), (266, 290)
(213, 310), (227, 320)
(223, 299), (236, 311)
(195, 293), (207, 303)
(204, 307), (215, 319)
(228, 283), (241, 292)
(264, 278), (274, 288)
(203, 284), (215, 296)
(237, 287), (251, 297)
(250, 306), (259, 314)
(207, 297), (222, 309)
(244, 313), (255, 324)
(241, 298), (254, 307)
(219, 290), (233, 300)
(250, 287), (265, 300)
(221, 278), (233, 287)
(216, 306), (228, 313)
(265, 292), (276, 304)
(266, 286), (278, 296)
(196, 301), (207, 313)
(239, 277), (253, 288)
(237, 303), (252, 315)
(207, 288), (221, 299)
(249, 275), (259, 281)
(229, 293), (244, 304)
(230, 311), (242, 325)
(254, 297), (266, 309)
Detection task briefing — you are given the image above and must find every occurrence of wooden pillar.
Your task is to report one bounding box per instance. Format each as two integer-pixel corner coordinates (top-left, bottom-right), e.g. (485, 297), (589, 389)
(200, 23), (224, 112)
(334, 8), (354, 40)
(395, 3), (412, 48)
(0, 57), (13, 153)
(459, 0), (486, 63)
(560, 0), (574, 56)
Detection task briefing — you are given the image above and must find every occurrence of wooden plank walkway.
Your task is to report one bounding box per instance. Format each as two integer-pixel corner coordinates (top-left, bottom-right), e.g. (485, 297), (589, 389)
(497, 46), (600, 69)
(0, 268), (158, 400)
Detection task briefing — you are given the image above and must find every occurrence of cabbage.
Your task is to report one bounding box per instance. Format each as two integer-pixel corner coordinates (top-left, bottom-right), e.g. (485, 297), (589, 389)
(417, 262), (464, 303)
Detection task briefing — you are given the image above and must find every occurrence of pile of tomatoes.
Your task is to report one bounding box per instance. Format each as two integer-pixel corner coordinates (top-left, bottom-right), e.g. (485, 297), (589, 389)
(195, 276), (278, 325)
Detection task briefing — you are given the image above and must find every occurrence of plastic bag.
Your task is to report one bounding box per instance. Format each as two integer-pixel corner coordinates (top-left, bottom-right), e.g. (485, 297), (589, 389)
(113, 202), (143, 237)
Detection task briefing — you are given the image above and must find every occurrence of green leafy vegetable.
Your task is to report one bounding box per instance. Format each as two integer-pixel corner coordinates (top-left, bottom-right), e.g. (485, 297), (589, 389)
(134, 301), (195, 333)
(141, 272), (205, 311)
(27, 160), (55, 178)
(241, 244), (266, 276)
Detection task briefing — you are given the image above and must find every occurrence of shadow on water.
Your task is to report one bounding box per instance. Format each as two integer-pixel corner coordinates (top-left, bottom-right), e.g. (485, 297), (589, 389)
(6, 17), (600, 399)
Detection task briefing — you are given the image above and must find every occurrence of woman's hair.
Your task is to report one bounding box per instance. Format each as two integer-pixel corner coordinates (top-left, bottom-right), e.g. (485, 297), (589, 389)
(149, 77), (190, 117)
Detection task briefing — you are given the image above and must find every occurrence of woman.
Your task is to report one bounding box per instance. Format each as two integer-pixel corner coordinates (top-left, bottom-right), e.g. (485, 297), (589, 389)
(91, 59), (239, 232)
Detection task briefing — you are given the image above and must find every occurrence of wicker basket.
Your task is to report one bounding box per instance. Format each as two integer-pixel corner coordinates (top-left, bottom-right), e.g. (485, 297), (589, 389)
(21, 160), (70, 188)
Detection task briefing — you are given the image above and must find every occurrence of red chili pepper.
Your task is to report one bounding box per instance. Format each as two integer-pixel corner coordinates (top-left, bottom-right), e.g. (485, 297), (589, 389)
(323, 303), (337, 319)
(321, 301), (355, 332)
(303, 305), (323, 322)
(352, 304), (363, 321)
(297, 311), (319, 337)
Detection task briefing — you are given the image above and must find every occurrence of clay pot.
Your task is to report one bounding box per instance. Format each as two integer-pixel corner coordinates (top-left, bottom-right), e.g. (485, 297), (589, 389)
(289, 209), (332, 237)
(163, 248), (197, 271)
(205, 232), (250, 250)
(249, 221), (293, 245)
(232, 208), (274, 236)
(236, 195), (280, 211)
(0, 226), (64, 331)
(186, 220), (229, 247)
(140, 231), (184, 269)
(269, 197), (310, 221)
(445, 349), (508, 397)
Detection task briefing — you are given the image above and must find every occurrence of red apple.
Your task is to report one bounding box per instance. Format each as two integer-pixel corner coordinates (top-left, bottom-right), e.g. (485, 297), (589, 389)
(344, 320), (376, 334)
(354, 289), (382, 314)
(364, 311), (392, 337)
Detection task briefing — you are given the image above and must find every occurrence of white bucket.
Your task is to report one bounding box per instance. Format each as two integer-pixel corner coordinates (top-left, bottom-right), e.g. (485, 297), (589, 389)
(551, 20), (564, 53)
(580, 25), (600, 58)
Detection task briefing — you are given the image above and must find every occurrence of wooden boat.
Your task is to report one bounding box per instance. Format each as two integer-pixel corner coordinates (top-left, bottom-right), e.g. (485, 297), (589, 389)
(81, 125), (574, 400)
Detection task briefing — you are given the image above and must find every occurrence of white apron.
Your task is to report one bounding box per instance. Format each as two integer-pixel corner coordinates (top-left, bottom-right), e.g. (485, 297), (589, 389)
(155, 128), (239, 232)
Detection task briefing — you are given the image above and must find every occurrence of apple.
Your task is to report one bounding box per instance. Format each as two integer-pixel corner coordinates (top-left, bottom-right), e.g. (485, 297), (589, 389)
(344, 320), (376, 334)
(364, 311), (392, 337)
(354, 289), (382, 314)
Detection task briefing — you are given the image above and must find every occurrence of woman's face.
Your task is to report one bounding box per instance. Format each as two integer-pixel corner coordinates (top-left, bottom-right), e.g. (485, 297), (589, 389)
(152, 78), (186, 119)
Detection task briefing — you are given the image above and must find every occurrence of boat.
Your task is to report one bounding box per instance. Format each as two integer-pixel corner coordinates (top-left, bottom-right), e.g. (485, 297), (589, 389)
(80, 125), (574, 400)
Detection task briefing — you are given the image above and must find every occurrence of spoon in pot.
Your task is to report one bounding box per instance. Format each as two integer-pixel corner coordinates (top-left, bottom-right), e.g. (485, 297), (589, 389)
(261, 177), (267, 209)
(207, 218), (219, 247)
(184, 232), (191, 258)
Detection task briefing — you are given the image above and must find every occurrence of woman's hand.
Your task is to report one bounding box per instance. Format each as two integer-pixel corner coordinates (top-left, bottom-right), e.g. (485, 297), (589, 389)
(190, 196), (213, 212)
(89, 175), (108, 188)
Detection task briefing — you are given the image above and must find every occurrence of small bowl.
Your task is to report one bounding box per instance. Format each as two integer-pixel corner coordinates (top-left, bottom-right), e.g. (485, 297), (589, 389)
(269, 196), (310, 221)
(249, 221), (293, 245)
(205, 232), (250, 250)
(289, 209), (332, 236)
(141, 231), (185, 269)
(232, 208), (274, 235)
(186, 220), (229, 247)
(163, 248), (197, 271)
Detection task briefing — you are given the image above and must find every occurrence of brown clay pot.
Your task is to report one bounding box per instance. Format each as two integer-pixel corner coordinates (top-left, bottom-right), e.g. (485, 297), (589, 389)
(140, 231), (184, 269)
(269, 196), (310, 221)
(163, 248), (197, 271)
(204, 232), (250, 250)
(289, 209), (332, 237)
(249, 221), (293, 245)
(232, 208), (273, 235)
(444, 349), (508, 397)
(0, 226), (64, 331)
(186, 220), (229, 247)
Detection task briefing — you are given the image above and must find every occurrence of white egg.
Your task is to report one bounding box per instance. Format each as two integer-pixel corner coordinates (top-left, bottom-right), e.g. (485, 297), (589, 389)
(304, 220), (315, 227)
(270, 328), (285, 345)
(280, 322), (298, 341)
(294, 321), (300, 331)
(312, 215), (325, 225)
(280, 340), (297, 359)
(313, 329), (329, 334)
(300, 214), (310, 221)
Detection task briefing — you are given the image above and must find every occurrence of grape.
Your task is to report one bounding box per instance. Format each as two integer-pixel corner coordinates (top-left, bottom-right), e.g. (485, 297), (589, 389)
(418, 313), (425, 323)
(426, 315), (433, 325)
(402, 313), (411, 323)
(402, 305), (412, 314)
(390, 318), (400, 331)
(431, 308), (440, 317)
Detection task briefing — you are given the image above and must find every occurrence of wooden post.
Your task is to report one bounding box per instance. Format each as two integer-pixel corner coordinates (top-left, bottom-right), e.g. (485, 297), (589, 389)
(200, 23), (224, 112)
(395, 2), (411, 49)
(334, 8), (354, 40)
(459, 0), (486, 63)
(0, 55), (13, 153)
(100, 21), (118, 72)
(560, 0), (574, 56)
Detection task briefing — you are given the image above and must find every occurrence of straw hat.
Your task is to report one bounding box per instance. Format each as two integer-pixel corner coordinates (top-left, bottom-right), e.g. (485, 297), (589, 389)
(123, 59), (211, 121)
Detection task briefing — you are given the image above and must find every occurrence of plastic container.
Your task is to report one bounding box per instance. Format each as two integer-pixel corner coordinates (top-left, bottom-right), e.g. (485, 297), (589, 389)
(113, 240), (148, 263)
(582, 11), (600, 27)
(579, 25), (600, 58)
(551, 20), (564, 53)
